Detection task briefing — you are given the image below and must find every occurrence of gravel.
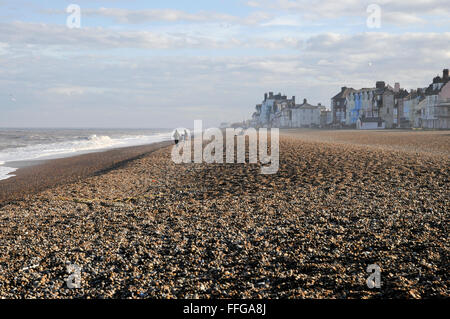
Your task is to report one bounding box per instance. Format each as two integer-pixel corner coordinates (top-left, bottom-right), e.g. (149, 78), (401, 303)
(0, 130), (448, 298)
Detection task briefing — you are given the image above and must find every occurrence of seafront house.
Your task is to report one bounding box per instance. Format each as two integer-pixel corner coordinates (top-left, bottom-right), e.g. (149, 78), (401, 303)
(252, 92), (329, 128)
(401, 88), (425, 128)
(374, 82), (396, 129)
(415, 98), (428, 128)
(354, 84), (386, 130)
(394, 86), (409, 128)
(347, 87), (378, 126)
(320, 108), (333, 127)
(291, 99), (326, 128)
(250, 68), (449, 130)
(331, 87), (355, 126)
(341, 81), (397, 129)
(422, 69), (450, 129)
(253, 92), (296, 127)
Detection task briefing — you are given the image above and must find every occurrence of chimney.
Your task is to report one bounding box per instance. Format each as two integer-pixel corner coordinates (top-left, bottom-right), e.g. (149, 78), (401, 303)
(264, 93), (268, 101)
(303, 98), (307, 104)
(292, 96), (295, 104)
(394, 82), (400, 93)
(376, 81), (385, 89)
(341, 86), (347, 92)
(444, 69), (449, 80)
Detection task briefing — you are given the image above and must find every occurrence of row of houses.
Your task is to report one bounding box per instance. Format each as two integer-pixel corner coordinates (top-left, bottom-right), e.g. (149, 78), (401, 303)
(331, 68), (450, 129)
(250, 92), (332, 128)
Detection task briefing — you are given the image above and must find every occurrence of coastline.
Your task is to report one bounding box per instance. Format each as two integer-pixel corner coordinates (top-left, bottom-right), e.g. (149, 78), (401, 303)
(0, 140), (172, 204)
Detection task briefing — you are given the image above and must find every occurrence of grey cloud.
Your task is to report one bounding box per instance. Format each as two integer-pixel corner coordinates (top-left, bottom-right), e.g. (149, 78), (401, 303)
(0, 21), (304, 50)
(44, 7), (273, 26)
(250, 0), (450, 26)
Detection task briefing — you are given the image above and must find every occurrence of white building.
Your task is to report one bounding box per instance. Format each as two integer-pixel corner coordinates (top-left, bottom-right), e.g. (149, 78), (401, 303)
(402, 89), (426, 128)
(356, 117), (385, 130)
(252, 93), (329, 128)
(291, 99), (325, 127)
(422, 69), (450, 129)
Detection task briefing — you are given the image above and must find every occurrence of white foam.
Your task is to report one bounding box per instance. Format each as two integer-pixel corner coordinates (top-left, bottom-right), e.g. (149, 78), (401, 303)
(0, 133), (171, 181)
(0, 165), (16, 181)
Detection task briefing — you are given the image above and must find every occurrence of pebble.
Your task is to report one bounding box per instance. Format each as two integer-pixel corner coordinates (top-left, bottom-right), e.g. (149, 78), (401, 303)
(0, 131), (448, 298)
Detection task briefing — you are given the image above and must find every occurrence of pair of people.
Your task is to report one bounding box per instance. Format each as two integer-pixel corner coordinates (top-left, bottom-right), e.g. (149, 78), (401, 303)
(173, 129), (189, 145)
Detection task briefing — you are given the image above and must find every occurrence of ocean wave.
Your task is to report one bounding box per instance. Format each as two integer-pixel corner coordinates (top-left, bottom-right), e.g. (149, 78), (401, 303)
(0, 165), (16, 181)
(0, 132), (171, 180)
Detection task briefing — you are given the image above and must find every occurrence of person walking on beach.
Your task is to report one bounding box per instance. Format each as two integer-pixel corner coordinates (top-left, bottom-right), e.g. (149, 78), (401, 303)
(184, 129), (189, 142)
(173, 129), (181, 145)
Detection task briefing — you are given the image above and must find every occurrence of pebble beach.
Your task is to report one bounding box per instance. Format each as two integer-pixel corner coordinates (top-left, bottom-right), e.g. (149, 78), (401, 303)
(0, 130), (448, 298)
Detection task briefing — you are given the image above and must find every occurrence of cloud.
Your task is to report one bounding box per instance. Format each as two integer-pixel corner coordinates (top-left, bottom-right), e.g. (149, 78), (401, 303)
(86, 8), (239, 24)
(0, 21), (305, 50)
(0, 42), (9, 55)
(0, 22), (194, 49)
(248, 0), (450, 26)
(44, 7), (273, 26)
(1, 27), (449, 127)
(46, 86), (108, 96)
(1, 1), (449, 127)
(261, 15), (303, 27)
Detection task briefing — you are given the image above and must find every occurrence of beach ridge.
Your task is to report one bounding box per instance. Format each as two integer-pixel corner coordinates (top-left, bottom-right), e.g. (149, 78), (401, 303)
(0, 130), (448, 298)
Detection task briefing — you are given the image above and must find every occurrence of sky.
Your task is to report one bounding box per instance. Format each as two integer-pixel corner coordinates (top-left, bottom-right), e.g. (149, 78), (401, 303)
(0, 0), (449, 128)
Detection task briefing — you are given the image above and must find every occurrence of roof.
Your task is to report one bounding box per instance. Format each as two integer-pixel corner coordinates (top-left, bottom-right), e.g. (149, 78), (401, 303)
(294, 99), (326, 110)
(332, 87), (355, 100)
(395, 89), (409, 99)
(425, 79), (450, 95)
(404, 89), (425, 100)
(425, 69), (450, 95)
(375, 86), (394, 95)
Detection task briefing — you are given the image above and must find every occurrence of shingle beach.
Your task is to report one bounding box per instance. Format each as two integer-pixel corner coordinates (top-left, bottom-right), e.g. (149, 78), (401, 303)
(0, 130), (448, 298)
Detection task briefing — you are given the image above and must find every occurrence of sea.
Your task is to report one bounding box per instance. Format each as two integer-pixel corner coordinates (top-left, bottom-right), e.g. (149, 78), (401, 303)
(0, 128), (172, 181)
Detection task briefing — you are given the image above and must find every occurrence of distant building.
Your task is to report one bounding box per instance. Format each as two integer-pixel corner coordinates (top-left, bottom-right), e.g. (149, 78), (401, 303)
(394, 87), (409, 128)
(249, 68), (450, 130)
(253, 92), (295, 127)
(341, 81), (398, 129)
(291, 99), (326, 128)
(401, 88), (426, 128)
(346, 87), (378, 126)
(252, 93), (329, 128)
(320, 108), (333, 127)
(422, 69), (450, 129)
(331, 87), (355, 125)
(374, 82), (396, 129)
